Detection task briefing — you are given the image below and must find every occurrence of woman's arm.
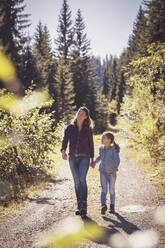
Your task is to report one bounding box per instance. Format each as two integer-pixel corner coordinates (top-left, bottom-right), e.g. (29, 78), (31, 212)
(88, 128), (95, 167)
(61, 126), (70, 160)
(88, 128), (94, 159)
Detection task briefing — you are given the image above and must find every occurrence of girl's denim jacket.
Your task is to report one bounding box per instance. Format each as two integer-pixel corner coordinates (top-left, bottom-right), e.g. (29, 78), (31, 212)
(94, 145), (120, 174)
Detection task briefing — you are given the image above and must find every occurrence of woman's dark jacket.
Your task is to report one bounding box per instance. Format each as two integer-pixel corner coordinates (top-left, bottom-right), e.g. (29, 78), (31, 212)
(61, 124), (94, 158)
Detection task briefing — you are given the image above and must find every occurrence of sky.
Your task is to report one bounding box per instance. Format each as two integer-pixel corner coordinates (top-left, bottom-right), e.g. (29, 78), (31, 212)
(24, 0), (143, 60)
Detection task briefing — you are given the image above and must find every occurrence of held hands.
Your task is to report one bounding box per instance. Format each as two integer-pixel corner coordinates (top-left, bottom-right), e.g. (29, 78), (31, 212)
(114, 168), (118, 173)
(90, 160), (95, 168)
(62, 150), (67, 160)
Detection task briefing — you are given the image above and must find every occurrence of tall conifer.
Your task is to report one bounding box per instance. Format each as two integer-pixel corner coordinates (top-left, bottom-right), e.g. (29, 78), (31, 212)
(144, 0), (165, 43)
(33, 22), (53, 88)
(102, 64), (110, 97)
(128, 6), (148, 58)
(55, 0), (74, 62)
(0, 0), (30, 64)
(71, 9), (91, 109)
(20, 39), (41, 89)
(54, 58), (76, 123)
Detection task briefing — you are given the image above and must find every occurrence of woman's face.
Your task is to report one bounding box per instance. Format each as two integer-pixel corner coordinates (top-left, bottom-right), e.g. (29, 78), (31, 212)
(77, 109), (87, 123)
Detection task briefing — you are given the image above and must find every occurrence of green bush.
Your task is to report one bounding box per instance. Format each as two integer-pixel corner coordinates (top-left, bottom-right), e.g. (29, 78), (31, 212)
(0, 87), (62, 201)
(119, 43), (165, 165)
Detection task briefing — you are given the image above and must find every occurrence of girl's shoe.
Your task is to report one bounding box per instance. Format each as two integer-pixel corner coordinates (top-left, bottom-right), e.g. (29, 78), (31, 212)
(109, 204), (115, 213)
(101, 204), (107, 215)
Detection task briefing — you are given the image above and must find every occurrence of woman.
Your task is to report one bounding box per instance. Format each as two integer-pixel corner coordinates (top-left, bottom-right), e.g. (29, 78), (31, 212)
(61, 106), (94, 217)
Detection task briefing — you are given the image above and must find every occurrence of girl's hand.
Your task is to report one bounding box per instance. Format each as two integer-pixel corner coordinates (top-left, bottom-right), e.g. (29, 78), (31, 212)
(62, 151), (67, 160)
(114, 168), (118, 173)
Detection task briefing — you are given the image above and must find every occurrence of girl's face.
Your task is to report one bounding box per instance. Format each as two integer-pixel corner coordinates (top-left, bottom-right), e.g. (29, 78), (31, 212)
(77, 109), (87, 123)
(101, 135), (111, 146)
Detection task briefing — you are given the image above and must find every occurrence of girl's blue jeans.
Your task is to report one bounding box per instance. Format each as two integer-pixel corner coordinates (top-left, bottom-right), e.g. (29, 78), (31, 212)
(100, 171), (116, 206)
(69, 155), (90, 202)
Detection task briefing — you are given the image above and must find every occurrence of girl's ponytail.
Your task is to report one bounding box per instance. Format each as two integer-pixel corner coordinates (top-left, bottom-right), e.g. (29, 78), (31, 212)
(114, 141), (120, 153)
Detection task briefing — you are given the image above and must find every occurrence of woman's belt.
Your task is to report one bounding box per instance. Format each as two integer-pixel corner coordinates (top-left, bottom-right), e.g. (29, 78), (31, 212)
(72, 153), (88, 157)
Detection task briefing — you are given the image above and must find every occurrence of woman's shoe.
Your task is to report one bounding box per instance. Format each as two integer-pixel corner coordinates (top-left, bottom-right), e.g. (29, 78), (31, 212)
(75, 201), (82, 215)
(81, 201), (87, 217)
(101, 204), (107, 215)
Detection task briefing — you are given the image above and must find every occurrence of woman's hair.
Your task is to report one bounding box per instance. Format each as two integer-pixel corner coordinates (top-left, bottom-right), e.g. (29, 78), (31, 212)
(103, 131), (120, 153)
(73, 106), (94, 130)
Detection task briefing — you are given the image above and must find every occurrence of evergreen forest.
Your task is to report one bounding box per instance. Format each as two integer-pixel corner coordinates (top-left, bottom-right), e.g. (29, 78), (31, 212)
(0, 0), (164, 200)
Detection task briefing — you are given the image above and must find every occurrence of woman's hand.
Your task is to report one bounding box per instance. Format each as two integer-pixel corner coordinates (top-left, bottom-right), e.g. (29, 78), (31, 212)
(114, 168), (118, 173)
(62, 150), (67, 160)
(90, 159), (95, 168)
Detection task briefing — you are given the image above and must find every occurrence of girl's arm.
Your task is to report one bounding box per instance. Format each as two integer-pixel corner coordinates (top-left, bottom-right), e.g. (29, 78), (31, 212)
(94, 147), (101, 164)
(94, 155), (101, 164)
(114, 150), (120, 168)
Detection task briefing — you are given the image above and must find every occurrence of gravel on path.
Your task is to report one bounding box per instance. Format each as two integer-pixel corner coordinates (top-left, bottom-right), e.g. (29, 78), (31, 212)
(0, 143), (164, 248)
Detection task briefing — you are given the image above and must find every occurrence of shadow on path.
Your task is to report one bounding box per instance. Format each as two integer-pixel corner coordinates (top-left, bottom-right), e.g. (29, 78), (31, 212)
(103, 212), (140, 235)
(27, 197), (55, 205)
(81, 212), (140, 246)
(48, 178), (70, 184)
(81, 216), (118, 246)
(27, 178), (69, 205)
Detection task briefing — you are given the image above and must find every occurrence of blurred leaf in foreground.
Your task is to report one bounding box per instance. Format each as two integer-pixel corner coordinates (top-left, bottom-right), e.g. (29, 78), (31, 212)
(41, 216), (104, 248)
(0, 89), (49, 115)
(110, 229), (159, 248)
(109, 232), (130, 248)
(0, 50), (16, 81)
(0, 50), (23, 95)
(154, 205), (165, 226)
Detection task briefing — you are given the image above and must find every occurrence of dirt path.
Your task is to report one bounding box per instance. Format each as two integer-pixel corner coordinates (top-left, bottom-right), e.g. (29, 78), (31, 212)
(0, 143), (164, 248)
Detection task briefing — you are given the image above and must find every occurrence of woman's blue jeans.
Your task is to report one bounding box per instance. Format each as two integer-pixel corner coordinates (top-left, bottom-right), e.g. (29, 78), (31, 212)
(100, 171), (116, 206)
(69, 155), (90, 202)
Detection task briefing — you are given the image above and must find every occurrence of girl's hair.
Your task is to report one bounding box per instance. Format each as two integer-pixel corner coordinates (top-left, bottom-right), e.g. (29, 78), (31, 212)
(73, 106), (94, 130)
(103, 131), (120, 153)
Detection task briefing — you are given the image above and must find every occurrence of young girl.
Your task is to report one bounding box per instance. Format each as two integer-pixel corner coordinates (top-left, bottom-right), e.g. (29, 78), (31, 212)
(94, 132), (120, 214)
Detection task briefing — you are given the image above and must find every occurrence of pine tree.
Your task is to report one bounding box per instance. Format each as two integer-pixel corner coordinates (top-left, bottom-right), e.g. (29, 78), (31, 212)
(128, 5), (148, 58)
(86, 56), (100, 120)
(0, 0), (30, 64)
(102, 55), (113, 97)
(110, 58), (118, 101)
(55, 0), (74, 62)
(102, 64), (110, 97)
(20, 39), (42, 89)
(71, 9), (92, 109)
(144, 0), (165, 44)
(116, 71), (126, 112)
(102, 57), (118, 101)
(93, 93), (109, 133)
(54, 57), (76, 123)
(33, 22), (53, 88)
(94, 56), (103, 87)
